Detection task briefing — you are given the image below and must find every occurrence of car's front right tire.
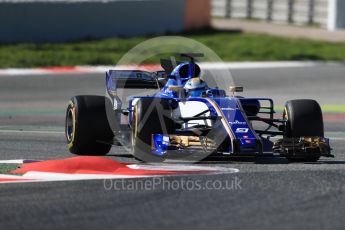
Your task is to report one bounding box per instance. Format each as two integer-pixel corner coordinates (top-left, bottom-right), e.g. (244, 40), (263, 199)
(66, 95), (114, 155)
(283, 99), (324, 162)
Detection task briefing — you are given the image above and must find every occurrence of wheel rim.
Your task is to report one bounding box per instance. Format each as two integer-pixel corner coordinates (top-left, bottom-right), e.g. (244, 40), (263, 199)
(283, 107), (288, 120)
(131, 107), (137, 147)
(66, 106), (74, 142)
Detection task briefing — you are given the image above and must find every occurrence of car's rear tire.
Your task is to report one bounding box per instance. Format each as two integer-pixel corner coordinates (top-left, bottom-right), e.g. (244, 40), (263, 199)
(66, 95), (114, 155)
(131, 98), (175, 162)
(283, 99), (324, 162)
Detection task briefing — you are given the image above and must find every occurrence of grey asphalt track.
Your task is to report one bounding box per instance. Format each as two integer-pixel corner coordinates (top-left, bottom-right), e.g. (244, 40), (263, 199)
(0, 63), (344, 230)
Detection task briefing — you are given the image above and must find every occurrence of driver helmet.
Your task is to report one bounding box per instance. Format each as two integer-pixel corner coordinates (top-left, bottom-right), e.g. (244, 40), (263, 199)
(184, 77), (208, 97)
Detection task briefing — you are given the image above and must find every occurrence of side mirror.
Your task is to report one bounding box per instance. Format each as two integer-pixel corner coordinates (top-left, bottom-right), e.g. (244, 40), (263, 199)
(229, 86), (244, 97)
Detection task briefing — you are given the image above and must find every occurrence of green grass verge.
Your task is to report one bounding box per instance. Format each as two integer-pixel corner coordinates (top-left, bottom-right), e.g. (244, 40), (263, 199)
(320, 105), (345, 113)
(1, 30), (345, 68)
(275, 105), (345, 113)
(0, 164), (19, 175)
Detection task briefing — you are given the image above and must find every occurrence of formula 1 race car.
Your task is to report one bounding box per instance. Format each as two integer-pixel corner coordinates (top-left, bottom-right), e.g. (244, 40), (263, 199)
(65, 53), (333, 162)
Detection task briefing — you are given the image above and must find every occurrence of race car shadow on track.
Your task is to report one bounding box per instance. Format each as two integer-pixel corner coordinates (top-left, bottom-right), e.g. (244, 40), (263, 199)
(106, 154), (345, 165)
(106, 153), (288, 164)
(302, 160), (345, 165)
(199, 156), (345, 165)
(200, 156), (289, 164)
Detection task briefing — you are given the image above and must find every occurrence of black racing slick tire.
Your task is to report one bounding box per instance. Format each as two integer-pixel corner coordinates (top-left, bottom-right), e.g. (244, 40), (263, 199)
(65, 95), (114, 155)
(131, 98), (175, 162)
(284, 99), (324, 138)
(283, 99), (324, 162)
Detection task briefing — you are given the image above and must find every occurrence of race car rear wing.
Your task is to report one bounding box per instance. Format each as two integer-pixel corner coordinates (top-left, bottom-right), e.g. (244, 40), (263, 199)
(106, 70), (162, 90)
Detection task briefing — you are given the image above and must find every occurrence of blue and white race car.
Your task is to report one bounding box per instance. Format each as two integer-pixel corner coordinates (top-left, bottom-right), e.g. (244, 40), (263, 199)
(65, 53), (333, 162)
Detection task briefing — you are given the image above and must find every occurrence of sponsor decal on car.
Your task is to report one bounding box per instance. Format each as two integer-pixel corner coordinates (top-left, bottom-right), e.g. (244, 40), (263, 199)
(229, 120), (247, 125)
(235, 128), (249, 133)
(220, 108), (236, 111)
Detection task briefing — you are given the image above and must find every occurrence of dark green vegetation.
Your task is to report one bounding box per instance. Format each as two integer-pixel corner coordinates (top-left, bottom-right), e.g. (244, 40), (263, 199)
(1, 30), (345, 67)
(0, 164), (19, 175)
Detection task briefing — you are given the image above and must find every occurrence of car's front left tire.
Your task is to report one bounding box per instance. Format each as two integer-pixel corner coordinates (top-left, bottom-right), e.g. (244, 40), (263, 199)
(131, 98), (175, 162)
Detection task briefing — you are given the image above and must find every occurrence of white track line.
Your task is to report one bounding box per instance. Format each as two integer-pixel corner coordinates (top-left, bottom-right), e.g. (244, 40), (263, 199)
(0, 62), (326, 76)
(0, 159), (40, 164)
(127, 164), (239, 173)
(200, 61), (319, 69)
(0, 174), (28, 179)
(0, 130), (64, 135)
(0, 159), (24, 164)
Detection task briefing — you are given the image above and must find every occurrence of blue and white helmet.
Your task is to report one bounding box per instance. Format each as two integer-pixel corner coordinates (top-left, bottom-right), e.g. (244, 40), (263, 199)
(184, 78), (208, 97)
